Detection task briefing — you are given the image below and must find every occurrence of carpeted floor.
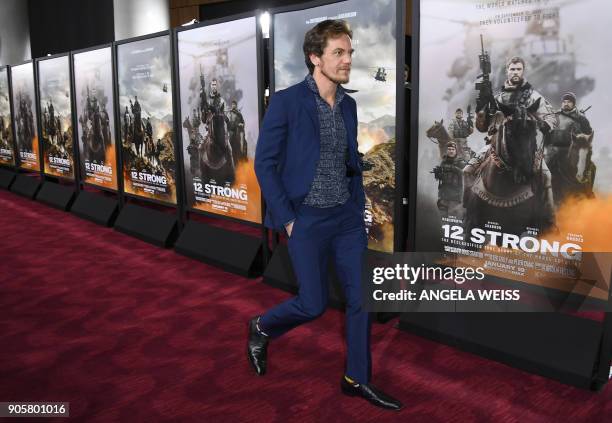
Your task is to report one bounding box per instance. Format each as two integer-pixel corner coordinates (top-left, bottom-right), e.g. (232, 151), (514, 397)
(0, 188), (610, 422)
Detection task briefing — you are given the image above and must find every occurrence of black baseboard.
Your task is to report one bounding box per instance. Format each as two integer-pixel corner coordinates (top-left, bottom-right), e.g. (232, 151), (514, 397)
(175, 220), (263, 277)
(398, 313), (606, 390)
(35, 181), (76, 211)
(10, 174), (41, 198)
(71, 190), (119, 226)
(0, 167), (16, 189)
(114, 203), (178, 248)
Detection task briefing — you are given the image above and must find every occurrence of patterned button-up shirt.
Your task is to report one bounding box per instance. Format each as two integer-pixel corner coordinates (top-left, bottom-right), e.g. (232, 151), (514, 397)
(302, 74), (350, 208)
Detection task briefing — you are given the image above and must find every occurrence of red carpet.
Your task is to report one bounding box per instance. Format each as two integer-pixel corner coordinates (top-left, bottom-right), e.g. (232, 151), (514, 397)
(0, 188), (610, 422)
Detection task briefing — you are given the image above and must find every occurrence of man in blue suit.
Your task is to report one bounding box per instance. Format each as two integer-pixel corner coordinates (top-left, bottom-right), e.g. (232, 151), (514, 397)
(248, 19), (402, 411)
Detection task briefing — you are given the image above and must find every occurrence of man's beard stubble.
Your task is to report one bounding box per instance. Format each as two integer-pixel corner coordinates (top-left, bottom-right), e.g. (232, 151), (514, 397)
(509, 76), (523, 86)
(321, 66), (350, 85)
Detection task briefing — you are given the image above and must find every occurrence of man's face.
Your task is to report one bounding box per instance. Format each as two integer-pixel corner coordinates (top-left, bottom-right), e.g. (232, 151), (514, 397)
(561, 99), (575, 111)
(312, 33), (353, 84)
(210, 80), (218, 93)
(447, 146), (457, 158)
(231, 101), (237, 111)
(455, 110), (463, 120)
(507, 61), (524, 85)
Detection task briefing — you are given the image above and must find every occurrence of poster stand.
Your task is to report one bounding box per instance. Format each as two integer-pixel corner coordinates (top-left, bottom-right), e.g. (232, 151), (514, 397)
(400, 0), (612, 390)
(398, 312), (608, 390)
(69, 44), (121, 227)
(175, 220), (263, 277)
(9, 172), (41, 198)
(71, 190), (118, 226)
(35, 179), (75, 210)
(172, 13), (267, 277)
(0, 166), (16, 189)
(8, 61), (43, 199)
(592, 270), (612, 390)
(0, 65), (16, 189)
(33, 54), (79, 212)
(114, 201), (178, 247)
(111, 30), (183, 247)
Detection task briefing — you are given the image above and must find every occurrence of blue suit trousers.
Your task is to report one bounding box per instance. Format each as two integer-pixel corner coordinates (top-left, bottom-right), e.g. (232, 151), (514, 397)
(259, 200), (371, 384)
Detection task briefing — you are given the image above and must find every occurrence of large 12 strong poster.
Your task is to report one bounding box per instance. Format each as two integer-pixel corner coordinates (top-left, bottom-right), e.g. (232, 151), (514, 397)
(117, 35), (176, 205)
(38, 56), (75, 179)
(0, 67), (15, 166)
(10, 62), (40, 171)
(178, 16), (262, 223)
(273, 0), (398, 252)
(73, 47), (118, 191)
(416, 0), (612, 299)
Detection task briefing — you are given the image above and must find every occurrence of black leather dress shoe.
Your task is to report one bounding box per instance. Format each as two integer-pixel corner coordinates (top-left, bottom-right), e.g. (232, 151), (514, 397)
(341, 378), (403, 411)
(247, 317), (269, 375)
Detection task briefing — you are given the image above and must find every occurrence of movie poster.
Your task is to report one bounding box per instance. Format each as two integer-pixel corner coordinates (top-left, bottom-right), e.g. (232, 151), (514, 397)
(273, 0), (398, 252)
(73, 47), (118, 190)
(10, 63), (40, 171)
(38, 56), (75, 179)
(0, 67), (15, 166)
(117, 35), (176, 205)
(416, 0), (612, 299)
(177, 17), (262, 223)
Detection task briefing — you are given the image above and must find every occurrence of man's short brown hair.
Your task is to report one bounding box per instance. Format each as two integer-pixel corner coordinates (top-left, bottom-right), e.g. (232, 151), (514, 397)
(303, 19), (353, 74)
(506, 56), (526, 70)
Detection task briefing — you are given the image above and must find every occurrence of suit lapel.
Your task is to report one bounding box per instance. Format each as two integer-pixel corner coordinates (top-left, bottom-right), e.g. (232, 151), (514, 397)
(299, 81), (320, 138)
(341, 98), (358, 160)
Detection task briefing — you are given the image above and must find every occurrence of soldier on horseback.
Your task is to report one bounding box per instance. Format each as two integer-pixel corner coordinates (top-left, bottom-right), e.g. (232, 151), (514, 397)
(466, 54), (558, 234)
(545, 92), (595, 204)
(447, 108), (474, 161)
(199, 76), (235, 184)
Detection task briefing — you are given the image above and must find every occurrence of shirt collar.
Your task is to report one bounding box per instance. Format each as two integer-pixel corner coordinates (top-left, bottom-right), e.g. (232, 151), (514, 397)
(304, 74), (346, 105)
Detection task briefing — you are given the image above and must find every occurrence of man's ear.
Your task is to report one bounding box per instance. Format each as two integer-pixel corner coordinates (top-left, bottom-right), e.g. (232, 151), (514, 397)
(309, 53), (319, 68)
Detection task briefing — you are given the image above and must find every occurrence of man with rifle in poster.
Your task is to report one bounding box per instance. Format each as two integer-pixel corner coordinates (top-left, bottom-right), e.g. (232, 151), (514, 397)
(463, 35), (557, 231)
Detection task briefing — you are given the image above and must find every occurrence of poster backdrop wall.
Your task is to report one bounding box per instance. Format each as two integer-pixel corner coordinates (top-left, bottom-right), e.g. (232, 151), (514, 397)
(10, 62), (40, 171)
(273, 0), (398, 252)
(177, 16), (262, 224)
(117, 34), (177, 205)
(38, 56), (75, 180)
(415, 0), (612, 299)
(0, 67), (15, 166)
(73, 46), (118, 191)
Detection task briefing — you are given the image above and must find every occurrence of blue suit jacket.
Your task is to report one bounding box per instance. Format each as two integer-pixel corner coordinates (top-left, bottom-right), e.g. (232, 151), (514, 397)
(255, 79), (366, 230)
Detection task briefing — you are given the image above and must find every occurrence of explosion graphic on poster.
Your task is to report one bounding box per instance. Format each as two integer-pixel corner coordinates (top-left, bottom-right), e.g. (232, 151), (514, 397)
(178, 17), (262, 223)
(117, 35), (176, 204)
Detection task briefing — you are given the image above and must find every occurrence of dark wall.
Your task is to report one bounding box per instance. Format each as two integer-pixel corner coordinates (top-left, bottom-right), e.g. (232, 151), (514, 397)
(28, 0), (114, 59)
